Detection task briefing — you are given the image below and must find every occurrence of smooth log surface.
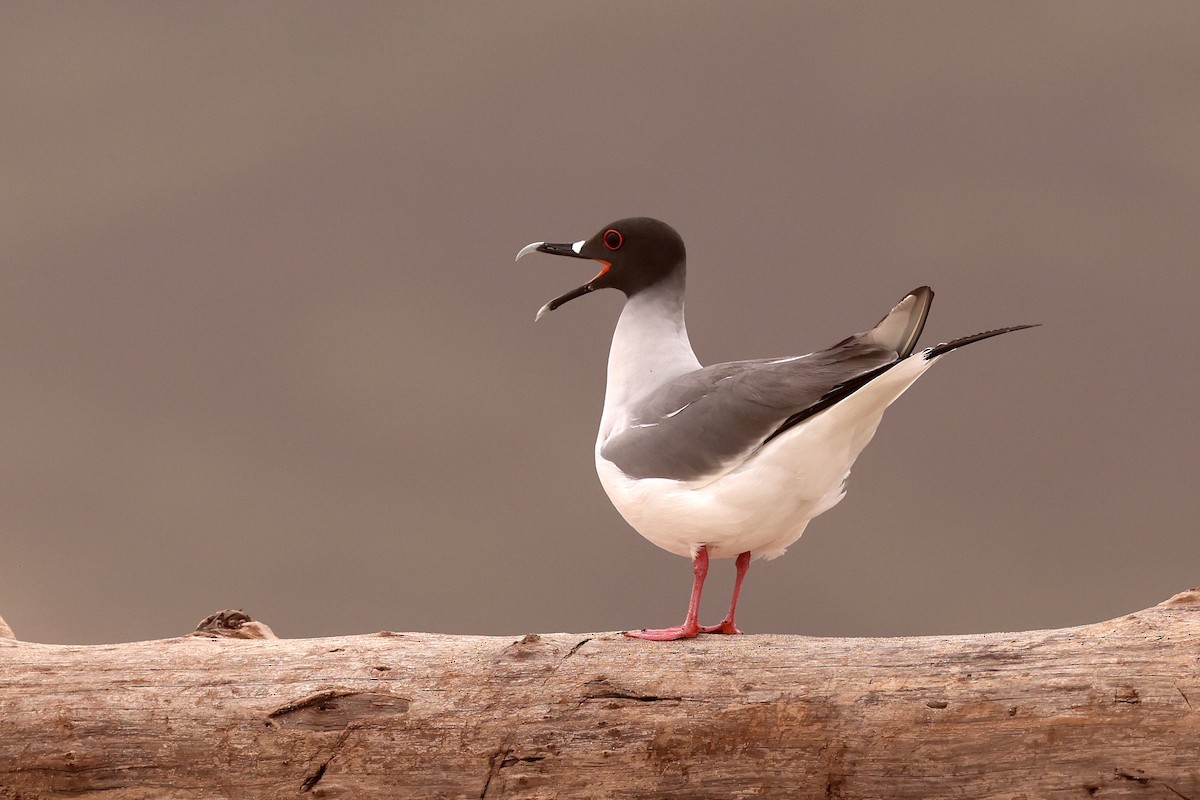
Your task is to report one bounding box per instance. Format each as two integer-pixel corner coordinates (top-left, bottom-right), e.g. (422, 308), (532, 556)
(2, 590), (1199, 799)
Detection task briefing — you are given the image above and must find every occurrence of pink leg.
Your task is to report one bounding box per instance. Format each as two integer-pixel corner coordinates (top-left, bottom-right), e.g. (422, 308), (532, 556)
(624, 546), (709, 641)
(701, 550), (750, 635)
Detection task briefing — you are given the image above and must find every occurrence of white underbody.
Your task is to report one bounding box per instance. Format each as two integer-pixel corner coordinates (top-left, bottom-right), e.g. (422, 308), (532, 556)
(595, 354), (938, 560)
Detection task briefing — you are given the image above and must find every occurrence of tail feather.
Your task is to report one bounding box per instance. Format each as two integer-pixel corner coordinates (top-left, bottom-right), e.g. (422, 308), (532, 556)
(924, 324), (1040, 360)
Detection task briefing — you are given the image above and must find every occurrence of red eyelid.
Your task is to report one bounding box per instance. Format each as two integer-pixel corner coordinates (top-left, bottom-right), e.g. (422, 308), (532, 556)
(603, 229), (623, 250)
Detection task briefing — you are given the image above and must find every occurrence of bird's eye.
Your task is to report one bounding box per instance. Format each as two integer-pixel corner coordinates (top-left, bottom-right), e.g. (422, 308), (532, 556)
(603, 229), (623, 250)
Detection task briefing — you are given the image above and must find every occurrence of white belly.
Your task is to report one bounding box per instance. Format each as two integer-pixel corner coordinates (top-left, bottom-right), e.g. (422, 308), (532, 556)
(595, 355), (937, 560)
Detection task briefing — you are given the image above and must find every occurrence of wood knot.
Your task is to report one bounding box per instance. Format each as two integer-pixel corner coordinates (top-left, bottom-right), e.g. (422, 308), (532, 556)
(192, 609), (277, 640)
(500, 633), (550, 660)
(267, 690), (411, 731)
(1163, 588), (1200, 606)
(581, 677), (683, 705)
(1114, 685), (1140, 704)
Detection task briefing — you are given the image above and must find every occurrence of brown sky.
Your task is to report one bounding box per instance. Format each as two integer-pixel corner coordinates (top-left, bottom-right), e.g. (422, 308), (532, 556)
(2, 3), (1198, 644)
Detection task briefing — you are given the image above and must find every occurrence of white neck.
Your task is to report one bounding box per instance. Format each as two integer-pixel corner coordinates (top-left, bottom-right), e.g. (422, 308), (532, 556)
(599, 273), (701, 440)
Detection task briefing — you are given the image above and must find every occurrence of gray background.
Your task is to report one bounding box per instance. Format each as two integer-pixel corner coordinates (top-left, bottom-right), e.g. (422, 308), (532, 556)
(2, 3), (1197, 645)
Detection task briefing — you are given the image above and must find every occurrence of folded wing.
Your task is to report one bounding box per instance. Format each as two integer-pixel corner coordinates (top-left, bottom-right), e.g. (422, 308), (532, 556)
(601, 287), (935, 481)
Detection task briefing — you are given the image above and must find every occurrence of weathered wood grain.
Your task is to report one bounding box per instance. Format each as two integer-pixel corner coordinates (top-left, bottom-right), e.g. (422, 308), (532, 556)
(2, 590), (1198, 799)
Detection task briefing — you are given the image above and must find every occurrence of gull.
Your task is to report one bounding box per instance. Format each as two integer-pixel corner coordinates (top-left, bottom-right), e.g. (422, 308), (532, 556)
(518, 217), (1034, 640)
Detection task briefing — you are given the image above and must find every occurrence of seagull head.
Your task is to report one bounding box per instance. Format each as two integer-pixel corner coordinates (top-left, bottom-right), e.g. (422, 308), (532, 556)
(515, 217), (686, 320)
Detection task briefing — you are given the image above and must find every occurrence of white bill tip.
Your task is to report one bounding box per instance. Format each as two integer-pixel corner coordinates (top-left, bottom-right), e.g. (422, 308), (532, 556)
(515, 241), (544, 262)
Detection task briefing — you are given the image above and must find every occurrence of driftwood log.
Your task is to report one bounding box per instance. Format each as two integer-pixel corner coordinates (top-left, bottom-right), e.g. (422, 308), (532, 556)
(1, 590), (1198, 799)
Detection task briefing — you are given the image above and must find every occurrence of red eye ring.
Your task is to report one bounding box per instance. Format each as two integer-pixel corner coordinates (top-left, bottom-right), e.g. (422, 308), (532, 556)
(603, 229), (623, 250)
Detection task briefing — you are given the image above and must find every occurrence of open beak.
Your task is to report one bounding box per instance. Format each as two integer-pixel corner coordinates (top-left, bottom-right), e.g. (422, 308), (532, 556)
(515, 240), (611, 321)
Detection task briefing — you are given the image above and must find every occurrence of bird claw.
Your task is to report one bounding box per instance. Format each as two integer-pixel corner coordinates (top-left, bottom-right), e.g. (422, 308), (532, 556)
(623, 624), (701, 641)
(623, 620), (743, 640)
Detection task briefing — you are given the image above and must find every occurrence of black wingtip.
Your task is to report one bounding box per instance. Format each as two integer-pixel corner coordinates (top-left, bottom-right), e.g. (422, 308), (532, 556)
(923, 323), (1040, 359)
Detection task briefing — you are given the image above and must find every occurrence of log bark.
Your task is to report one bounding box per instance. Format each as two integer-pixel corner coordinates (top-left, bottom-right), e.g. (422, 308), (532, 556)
(2, 590), (1198, 799)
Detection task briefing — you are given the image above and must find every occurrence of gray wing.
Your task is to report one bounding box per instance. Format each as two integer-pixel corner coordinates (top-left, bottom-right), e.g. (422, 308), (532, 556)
(599, 287), (935, 482)
(600, 337), (900, 481)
